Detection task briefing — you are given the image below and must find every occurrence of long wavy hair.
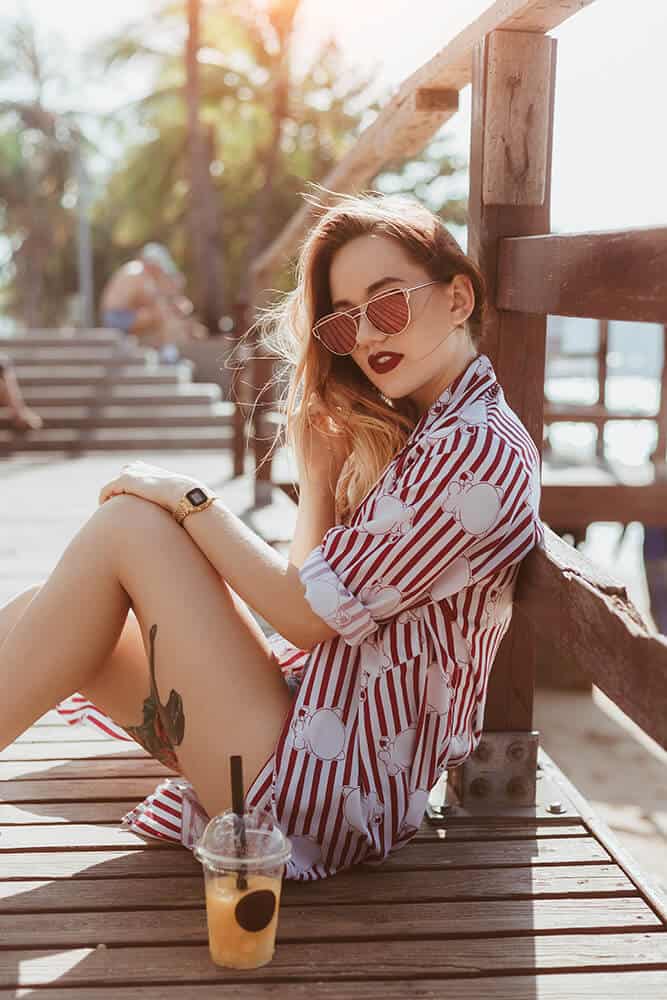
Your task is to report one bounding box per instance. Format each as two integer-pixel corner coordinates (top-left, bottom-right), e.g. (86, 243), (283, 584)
(254, 188), (488, 525)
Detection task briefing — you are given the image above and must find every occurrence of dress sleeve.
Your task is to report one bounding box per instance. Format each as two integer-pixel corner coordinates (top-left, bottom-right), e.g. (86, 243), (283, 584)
(298, 425), (540, 646)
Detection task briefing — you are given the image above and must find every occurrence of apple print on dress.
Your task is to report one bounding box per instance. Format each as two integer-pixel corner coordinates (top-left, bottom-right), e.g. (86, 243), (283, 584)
(302, 576), (354, 630)
(362, 494), (415, 542)
(430, 555), (472, 601)
(291, 706), (346, 762)
(378, 726), (418, 776)
(288, 833), (325, 870)
(480, 583), (514, 628)
(398, 787), (430, 834)
(442, 469), (503, 536)
(447, 731), (472, 762)
(359, 580), (402, 618)
(426, 661), (455, 719)
(452, 623), (471, 667)
(342, 785), (384, 834)
(359, 637), (393, 698)
(458, 398), (488, 429)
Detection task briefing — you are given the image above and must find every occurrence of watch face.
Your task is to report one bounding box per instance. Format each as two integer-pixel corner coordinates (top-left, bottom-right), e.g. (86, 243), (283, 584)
(186, 487), (208, 506)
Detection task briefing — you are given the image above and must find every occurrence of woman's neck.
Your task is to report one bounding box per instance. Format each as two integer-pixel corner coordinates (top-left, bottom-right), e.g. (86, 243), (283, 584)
(409, 332), (479, 415)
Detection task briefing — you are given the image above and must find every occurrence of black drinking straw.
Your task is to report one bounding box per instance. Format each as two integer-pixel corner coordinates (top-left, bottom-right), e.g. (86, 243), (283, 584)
(230, 755), (248, 891)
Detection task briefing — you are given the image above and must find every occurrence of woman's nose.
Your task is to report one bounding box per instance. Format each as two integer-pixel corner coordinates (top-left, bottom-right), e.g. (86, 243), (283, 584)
(354, 313), (388, 350)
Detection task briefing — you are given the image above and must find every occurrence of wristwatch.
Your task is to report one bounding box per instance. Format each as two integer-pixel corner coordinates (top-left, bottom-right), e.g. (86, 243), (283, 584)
(173, 485), (218, 525)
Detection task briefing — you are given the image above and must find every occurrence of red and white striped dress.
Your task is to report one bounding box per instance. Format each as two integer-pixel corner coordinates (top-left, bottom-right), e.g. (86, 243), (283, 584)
(56, 353), (544, 881)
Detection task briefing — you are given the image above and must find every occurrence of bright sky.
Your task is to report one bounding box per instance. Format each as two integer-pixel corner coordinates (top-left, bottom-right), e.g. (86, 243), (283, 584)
(4, 0), (666, 234)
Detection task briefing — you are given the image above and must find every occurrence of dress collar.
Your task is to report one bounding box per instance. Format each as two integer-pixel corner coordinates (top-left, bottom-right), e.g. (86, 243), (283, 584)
(406, 353), (497, 444)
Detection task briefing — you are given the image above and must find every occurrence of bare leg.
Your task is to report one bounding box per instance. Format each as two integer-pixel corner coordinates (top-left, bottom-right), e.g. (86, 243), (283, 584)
(1, 493), (293, 816)
(0, 504), (132, 750)
(0, 365), (43, 430)
(0, 584), (167, 762)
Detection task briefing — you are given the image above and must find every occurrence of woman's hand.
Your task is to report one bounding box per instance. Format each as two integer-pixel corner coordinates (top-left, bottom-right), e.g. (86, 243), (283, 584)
(294, 393), (350, 492)
(98, 460), (206, 515)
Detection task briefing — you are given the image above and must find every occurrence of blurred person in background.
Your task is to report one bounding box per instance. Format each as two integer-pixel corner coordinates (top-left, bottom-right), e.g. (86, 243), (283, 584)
(100, 243), (207, 363)
(0, 354), (43, 432)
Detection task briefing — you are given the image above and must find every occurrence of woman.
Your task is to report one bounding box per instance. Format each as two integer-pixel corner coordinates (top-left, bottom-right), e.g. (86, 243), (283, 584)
(0, 354), (43, 431)
(0, 191), (544, 881)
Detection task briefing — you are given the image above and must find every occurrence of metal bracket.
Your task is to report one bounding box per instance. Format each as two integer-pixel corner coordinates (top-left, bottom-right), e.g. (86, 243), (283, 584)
(429, 730), (541, 818)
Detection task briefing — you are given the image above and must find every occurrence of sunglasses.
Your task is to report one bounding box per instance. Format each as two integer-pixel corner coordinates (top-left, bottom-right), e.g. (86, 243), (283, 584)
(312, 280), (441, 356)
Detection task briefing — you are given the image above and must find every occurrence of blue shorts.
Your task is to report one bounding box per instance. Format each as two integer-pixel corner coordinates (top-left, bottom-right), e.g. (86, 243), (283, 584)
(102, 309), (136, 334)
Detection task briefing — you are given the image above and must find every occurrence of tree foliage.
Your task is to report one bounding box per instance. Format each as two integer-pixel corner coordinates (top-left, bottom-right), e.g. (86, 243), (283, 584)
(0, 1), (468, 328)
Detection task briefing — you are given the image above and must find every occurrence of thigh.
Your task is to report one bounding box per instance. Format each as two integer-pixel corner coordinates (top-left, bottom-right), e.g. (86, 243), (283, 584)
(88, 494), (293, 816)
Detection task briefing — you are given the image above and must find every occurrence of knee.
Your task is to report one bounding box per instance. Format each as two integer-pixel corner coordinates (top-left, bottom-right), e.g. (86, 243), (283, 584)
(90, 493), (167, 542)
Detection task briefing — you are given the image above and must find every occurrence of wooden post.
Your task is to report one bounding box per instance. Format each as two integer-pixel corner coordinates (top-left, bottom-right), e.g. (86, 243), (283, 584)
(447, 29), (557, 811)
(595, 318), (609, 460)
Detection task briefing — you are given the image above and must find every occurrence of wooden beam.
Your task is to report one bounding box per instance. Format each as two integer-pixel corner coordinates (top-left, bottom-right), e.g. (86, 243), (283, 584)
(544, 404), (657, 423)
(497, 228), (667, 322)
(541, 482), (667, 528)
(414, 88), (459, 112)
(514, 526), (667, 751)
(251, 0), (595, 286)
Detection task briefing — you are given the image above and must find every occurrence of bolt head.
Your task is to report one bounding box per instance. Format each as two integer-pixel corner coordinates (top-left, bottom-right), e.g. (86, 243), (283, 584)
(470, 777), (490, 798)
(506, 777), (527, 799)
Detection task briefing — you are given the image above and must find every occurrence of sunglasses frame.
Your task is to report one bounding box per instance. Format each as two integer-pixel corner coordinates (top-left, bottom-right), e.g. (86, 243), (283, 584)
(312, 280), (441, 356)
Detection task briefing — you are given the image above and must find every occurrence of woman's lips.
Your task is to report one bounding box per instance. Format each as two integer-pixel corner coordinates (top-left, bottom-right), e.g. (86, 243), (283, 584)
(368, 352), (404, 374)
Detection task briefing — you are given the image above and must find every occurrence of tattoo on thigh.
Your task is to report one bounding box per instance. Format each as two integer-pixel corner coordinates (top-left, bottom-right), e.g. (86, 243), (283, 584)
(123, 623), (186, 770)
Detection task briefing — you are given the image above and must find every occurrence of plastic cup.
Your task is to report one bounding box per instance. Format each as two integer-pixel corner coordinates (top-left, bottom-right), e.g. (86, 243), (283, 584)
(194, 807), (292, 969)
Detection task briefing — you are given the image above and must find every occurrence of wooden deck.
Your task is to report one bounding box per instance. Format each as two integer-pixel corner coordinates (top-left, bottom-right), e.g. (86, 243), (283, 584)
(0, 711), (666, 996)
(2, 453), (666, 995)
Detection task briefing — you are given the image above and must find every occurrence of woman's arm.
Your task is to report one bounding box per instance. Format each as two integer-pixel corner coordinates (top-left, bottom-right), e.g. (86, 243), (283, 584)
(288, 480), (337, 569)
(181, 495), (339, 651)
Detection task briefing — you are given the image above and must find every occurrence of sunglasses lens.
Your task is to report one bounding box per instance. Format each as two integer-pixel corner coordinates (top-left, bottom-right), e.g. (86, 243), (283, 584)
(314, 313), (357, 354)
(366, 289), (409, 334)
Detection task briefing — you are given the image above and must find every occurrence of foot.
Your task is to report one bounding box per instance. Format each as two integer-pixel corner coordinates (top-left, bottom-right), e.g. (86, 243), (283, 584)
(8, 407), (43, 432)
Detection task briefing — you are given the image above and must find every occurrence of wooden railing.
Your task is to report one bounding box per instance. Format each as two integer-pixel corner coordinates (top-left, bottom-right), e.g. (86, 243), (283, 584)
(238, 0), (667, 807)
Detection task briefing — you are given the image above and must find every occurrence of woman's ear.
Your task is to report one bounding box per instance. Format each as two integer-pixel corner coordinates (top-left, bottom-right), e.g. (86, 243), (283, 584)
(450, 274), (476, 326)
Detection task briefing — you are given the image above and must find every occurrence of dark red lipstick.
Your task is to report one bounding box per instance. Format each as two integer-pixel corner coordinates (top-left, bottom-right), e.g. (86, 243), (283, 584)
(368, 352), (404, 374)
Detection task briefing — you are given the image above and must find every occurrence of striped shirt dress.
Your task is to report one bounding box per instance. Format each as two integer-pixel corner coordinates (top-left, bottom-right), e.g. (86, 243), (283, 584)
(56, 352), (545, 881)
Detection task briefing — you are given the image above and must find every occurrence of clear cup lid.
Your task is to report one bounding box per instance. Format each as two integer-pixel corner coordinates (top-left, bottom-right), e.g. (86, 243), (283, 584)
(193, 807), (291, 872)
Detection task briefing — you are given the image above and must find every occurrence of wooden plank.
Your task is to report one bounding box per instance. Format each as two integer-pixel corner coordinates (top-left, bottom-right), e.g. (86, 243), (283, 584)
(0, 865), (638, 911)
(540, 746), (667, 923)
(464, 28), (556, 745)
(251, 0), (594, 284)
(0, 823), (173, 852)
(515, 526), (667, 751)
(497, 228), (667, 322)
(0, 759), (175, 780)
(0, 801), (586, 840)
(0, 824), (607, 861)
(0, 802), (153, 823)
(0, 777), (172, 803)
(0, 835), (609, 881)
(0, 740), (149, 761)
(0, 972), (665, 999)
(0, 897), (659, 950)
(544, 404), (657, 423)
(0, 849), (198, 880)
(1, 933), (666, 988)
(363, 836), (610, 869)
